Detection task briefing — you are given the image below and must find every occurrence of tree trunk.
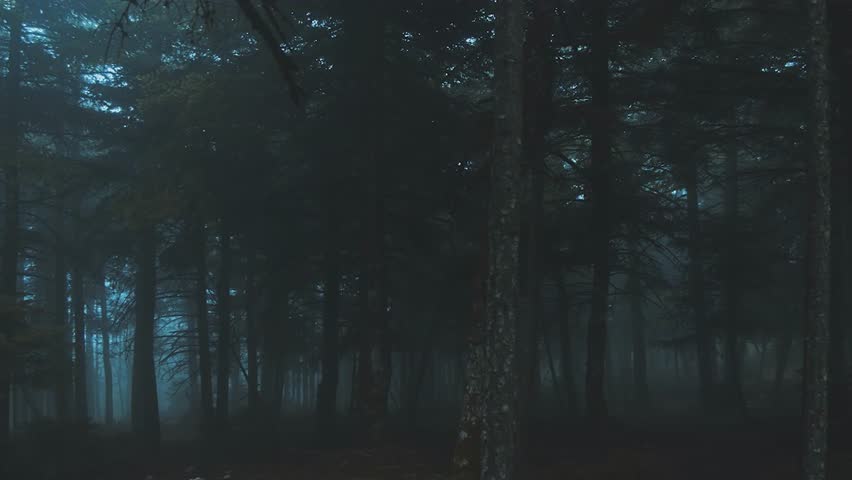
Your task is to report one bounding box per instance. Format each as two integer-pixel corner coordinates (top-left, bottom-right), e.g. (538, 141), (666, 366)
(53, 197), (71, 423)
(261, 283), (289, 416)
(517, 0), (556, 456)
(72, 267), (87, 422)
(194, 221), (214, 428)
(0, 4), (22, 441)
(585, 0), (612, 428)
(184, 294), (199, 416)
(131, 226), (160, 452)
(555, 276), (578, 417)
(245, 250), (259, 417)
(216, 229), (232, 426)
(723, 145), (745, 413)
(829, 127), (848, 423)
(627, 224), (649, 410)
(453, 229), (488, 476)
(802, 1), (832, 479)
(317, 211), (340, 438)
(99, 269), (114, 425)
(774, 330), (793, 401)
(480, 0), (525, 477)
(686, 150), (714, 411)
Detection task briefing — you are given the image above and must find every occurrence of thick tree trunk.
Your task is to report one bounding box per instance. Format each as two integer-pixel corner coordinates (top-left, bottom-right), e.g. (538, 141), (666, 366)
(194, 221), (214, 427)
(480, 0), (525, 477)
(216, 230), (232, 426)
(585, 0), (612, 427)
(723, 146), (745, 412)
(802, 1), (832, 479)
(317, 212), (340, 437)
(72, 267), (88, 422)
(131, 226), (160, 452)
(0, 5), (22, 441)
(245, 250), (259, 417)
(99, 270), (114, 425)
(686, 151), (715, 411)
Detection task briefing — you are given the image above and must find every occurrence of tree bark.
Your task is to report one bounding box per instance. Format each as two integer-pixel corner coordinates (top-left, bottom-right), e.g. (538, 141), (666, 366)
(131, 226), (160, 452)
(480, 0), (525, 477)
(802, 1), (832, 479)
(216, 229), (232, 426)
(585, 0), (612, 428)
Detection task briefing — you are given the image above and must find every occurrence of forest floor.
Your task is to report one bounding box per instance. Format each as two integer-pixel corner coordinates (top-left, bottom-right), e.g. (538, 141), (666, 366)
(8, 416), (852, 479)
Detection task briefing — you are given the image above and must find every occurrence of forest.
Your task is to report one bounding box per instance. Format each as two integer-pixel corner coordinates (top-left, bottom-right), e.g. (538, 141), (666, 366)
(0, 0), (846, 479)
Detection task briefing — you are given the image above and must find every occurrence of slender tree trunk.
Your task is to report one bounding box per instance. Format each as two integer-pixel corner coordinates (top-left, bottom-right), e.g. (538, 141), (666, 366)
(88, 301), (99, 420)
(99, 269), (114, 425)
(407, 327), (435, 429)
(585, 0), (612, 428)
(184, 294), (199, 416)
(216, 230), (232, 426)
(517, 0), (556, 455)
(72, 267), (87, 422)
(194, 221), (214, 428)
(802, 1), (832, 479)
(453, 228), (488, 475)
(774, 330), (793, 401)
(53, 197), (71, 422)
(0, 5), (22, 441)
(686, 150), (714, 411)
(553, 273), (578, 417)
(480, 0), (525, 477)
(723, 145), (746, 413)
(261, 283), (289, 416)
(628, 224), (649, 409)
(829, 128), (848, 423)
(317, 209), (340, 437)
(131, 226), (160, 452)
(245, 250), (259, 417)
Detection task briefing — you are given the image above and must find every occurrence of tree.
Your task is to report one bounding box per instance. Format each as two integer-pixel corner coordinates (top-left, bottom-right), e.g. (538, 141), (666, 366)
(0, 0), (22, 441)
(131, 226), (160, 452)
(480, 0), (525, 478)
(585, 0), (613, 427)
(802, 0), (832, 479)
